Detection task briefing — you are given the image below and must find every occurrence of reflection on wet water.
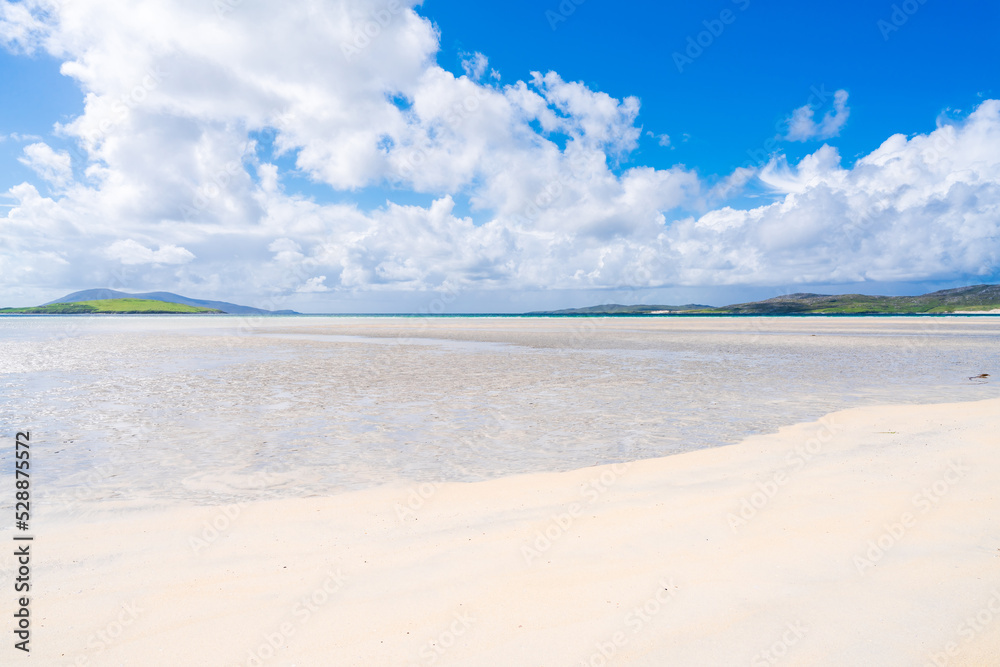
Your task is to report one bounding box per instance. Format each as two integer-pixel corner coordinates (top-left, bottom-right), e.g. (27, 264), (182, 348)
(1, 315), (998, 509)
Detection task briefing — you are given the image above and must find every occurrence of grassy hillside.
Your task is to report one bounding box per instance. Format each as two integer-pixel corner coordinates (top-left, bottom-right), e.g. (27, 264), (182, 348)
(42, 288), (299, 315)
(713, 285), (1000, 314)
(528, 285), (1000, 316)
(1, 298), (223, 314)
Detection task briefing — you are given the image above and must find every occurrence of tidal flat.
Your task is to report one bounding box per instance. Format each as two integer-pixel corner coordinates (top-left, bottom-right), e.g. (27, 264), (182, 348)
(1, 315), (997, 509)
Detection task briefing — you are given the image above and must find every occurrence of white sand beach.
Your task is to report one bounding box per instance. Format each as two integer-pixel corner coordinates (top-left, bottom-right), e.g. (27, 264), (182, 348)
(17, 395), (1000, 666)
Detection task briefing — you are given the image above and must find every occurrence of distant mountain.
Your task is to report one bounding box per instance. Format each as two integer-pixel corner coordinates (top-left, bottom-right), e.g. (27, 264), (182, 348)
(713, 284), (1000, 314)
(2, 298), (221, 314)
(529, 285), (1000, 316)
(41, 289), (298, 315)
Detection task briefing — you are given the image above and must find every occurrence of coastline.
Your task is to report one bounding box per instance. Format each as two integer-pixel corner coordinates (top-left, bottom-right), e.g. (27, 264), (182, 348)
(13, 396), (1000, 666)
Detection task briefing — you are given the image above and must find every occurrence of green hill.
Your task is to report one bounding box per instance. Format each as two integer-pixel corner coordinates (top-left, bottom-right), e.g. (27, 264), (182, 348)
(710, 285), (1000, 314)
(42, 288), (299, 315)
(0, 298), (223, 314)
(528, 285), (1000, 316)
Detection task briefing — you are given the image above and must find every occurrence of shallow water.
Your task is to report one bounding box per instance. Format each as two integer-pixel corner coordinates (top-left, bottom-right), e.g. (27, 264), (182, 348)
(1, 315), (998, 509)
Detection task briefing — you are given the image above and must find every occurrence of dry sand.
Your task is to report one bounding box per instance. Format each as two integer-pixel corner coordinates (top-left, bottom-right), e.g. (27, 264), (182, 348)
(13, 395), (1000, 666)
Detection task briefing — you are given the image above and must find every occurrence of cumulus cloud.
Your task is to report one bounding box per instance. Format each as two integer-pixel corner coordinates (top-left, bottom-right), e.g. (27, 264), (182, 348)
(297, 276), (330, 292)
(672, 100), (1000, 285)
(18, 142), (73, 188)
(105, 239), (195, 265)
(784, 89), (851, 141)
(0, 1), (996, 306)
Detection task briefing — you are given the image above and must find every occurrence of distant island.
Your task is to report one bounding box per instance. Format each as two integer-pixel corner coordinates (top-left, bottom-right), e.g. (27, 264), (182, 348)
(1, 289), (299, 315)
(1, 298), (222, 314)
(530, 284), (1000, 315)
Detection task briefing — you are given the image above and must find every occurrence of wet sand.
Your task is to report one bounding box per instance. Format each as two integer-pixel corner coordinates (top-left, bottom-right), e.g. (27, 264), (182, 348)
(1, 316), (998, 506)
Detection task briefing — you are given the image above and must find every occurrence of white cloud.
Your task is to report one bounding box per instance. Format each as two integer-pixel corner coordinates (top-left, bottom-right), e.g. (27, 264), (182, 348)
(646, 131), (671, 147)
(784, 89), (851, 142)
(672, 100), (1000, 285)
(460, 52), (488, 80)
(105, 239), (195, 265)
(0, 1), (996, 307)
(297, 276), (330, 293)
(708, 166), (756, 200)
(0, 0), (51, 54)
(18, 142), (73, 188)
(1, 132), (43, 142)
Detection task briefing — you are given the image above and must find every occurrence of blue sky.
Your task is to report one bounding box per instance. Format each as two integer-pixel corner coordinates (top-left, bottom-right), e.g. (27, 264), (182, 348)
(1, 0), (998, 311)
(429, 0), (997, 175)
